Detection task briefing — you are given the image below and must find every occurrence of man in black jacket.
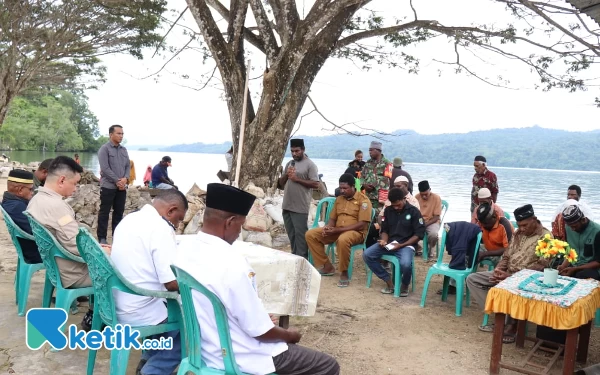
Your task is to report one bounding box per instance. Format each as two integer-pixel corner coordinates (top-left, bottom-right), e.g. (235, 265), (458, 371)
(1, 169), (41, 263)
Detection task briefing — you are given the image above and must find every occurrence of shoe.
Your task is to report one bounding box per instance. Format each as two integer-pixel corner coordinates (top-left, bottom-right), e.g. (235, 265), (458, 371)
(135, 359), (147, 375)
(81, 309), (93, 332)
(99, 238), (108, 245)
(436, 285), (457, 295)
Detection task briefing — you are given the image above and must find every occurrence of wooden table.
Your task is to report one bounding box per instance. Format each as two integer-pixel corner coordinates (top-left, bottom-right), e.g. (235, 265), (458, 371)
(484, 269), (600, 375)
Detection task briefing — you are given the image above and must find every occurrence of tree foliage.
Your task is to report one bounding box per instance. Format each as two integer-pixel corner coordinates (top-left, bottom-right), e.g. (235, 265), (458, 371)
(0, 0), (168, 124)
(160, 0), (600, 189)
(0, 90), (105, 151)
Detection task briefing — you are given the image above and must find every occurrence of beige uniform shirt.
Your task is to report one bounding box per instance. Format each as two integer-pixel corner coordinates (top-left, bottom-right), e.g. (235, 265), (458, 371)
(27, 187), (89, 288)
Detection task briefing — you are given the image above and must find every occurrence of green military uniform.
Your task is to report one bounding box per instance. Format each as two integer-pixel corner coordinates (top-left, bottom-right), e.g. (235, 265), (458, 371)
(360, 155), (392, 210)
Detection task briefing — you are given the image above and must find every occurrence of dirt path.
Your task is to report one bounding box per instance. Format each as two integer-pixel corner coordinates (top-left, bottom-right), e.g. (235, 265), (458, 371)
(0, 176), (598, 374)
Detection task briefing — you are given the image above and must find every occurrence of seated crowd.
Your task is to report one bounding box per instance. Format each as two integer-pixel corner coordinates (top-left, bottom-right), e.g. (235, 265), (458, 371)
(4, 150), (599, 375)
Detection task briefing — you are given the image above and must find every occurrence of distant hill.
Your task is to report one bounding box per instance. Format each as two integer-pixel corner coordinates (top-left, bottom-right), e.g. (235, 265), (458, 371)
(164, 126), (600, 171)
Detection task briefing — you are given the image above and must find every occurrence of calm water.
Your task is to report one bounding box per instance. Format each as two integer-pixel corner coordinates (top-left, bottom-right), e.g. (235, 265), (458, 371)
(6, 150), (600, 227)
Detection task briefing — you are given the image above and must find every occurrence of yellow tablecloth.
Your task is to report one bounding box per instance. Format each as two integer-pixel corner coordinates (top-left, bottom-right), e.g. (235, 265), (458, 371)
(484, 270), (600, 330)
(176, 235), (321, 317)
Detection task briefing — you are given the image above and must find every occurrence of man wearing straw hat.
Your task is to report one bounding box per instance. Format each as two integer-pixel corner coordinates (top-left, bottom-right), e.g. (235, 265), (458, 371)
(1, 169), (41, 263)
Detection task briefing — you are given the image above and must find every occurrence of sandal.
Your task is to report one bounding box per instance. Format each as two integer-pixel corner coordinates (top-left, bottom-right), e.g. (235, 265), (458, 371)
(317, 267), (335, 276)
(337, 279), (350, 288)
(380, 287), (394, 294)
(478, 324), (495, 333)
(502, 333), (516, 344)
(400, 290), (409, 297)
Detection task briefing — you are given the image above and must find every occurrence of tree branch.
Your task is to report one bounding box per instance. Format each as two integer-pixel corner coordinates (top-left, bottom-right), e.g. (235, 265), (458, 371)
(152, 6), (189, 58)
(337, 20), (435, 49)
(227, 0), (250, 63)
(249, 0), (280, 62)
(204, 0), (266, 54)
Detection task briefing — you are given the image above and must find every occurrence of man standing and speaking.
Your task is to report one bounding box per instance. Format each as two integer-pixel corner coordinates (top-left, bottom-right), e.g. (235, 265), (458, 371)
(278, 139), (320, 259)
(97, 124), (130, 245)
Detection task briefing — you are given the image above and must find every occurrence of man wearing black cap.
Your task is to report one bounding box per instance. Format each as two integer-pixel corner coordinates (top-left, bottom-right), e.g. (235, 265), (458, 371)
(557, 205), (600, 280)
(175, 183), (339, 375)
(32, 158), (53, 196)
(466, 204), (550, 340)
(152, 156), (177, 190)
(360, 141), (392, 211)
(277, 138), (320, 259)
(305, 173), (372, 287)
(471, 155), (498, 213)
(415, 180), (442, 261)
(1, 169), (41, 263)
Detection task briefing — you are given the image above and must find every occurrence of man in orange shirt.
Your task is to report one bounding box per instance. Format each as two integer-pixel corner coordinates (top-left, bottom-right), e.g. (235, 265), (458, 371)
(476, 202), (514, 267)
(415, 181), (442, 261)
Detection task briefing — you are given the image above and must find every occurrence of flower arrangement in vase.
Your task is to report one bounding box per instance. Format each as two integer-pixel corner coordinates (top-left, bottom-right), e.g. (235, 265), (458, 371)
(535, 234), (578, 286)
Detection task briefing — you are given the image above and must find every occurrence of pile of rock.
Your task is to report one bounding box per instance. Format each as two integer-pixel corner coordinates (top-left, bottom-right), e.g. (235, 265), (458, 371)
(67, 184), (152, 230)
(61, 167), (322, 249)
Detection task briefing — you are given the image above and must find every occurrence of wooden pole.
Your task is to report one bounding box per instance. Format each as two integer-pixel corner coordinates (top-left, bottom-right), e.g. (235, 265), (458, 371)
(234, 59), (251, 188)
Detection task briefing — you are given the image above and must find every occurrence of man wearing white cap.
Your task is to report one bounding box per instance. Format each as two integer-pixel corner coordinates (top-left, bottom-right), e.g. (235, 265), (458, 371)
(379, 176), (420, 220)
(471, 188), (504, 225)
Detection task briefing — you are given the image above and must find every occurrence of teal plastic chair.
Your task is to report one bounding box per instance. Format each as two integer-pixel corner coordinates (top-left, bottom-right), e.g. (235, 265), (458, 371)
(596, 309), (600, 327)
(504, 212), (511, 220)
(77, 228), (184, 375)
(1, 206), (47, 316)
(171, 265), (276, 375)
(308, 197), (336, 265)
(478, 257), (495, 271)
(24, 212), (94, 330)
(347, 208), (376, 280)
(365, 253), (416, 297)
(420, 229), (483, 316)
(422, 200), (449, 260)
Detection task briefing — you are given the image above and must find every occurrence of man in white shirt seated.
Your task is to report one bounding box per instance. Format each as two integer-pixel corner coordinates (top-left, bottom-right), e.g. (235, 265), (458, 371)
(111, 189), (188, 375)
(175, 183), (340, 375)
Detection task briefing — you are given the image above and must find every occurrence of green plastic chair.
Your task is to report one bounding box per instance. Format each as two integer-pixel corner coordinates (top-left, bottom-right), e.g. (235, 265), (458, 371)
(422, 200), (449, 260)
(308, 197), (336, 265)
(365, 253), (416, 297)
(504, 212), (511, 220)
(347, 208), (376, 280)
(24, 212), (94, 329)
(420, 228), (483, 316)
(77, 228), (184, 375)
(478, 257), (495, 271)
(0, 206), (47, 316)
(170, 265), (276, 375)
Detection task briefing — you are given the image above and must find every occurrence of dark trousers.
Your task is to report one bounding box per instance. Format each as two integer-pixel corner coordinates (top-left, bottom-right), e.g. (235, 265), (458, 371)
(574, 269), (600, 281)
(273, 344), (340, 375)
(282, 210), (309, 259)
(97, 188), (127, 240)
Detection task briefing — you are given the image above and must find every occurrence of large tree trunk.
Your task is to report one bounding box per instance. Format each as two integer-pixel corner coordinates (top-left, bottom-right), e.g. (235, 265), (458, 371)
(186, 0), (361, 192)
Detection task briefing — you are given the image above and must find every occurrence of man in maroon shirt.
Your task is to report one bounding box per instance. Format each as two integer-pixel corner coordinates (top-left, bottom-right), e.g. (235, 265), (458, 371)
(471, 155), (498, 213)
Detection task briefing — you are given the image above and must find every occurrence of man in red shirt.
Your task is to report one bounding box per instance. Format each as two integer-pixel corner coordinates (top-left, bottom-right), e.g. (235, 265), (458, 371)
(471, 155), (498, 213)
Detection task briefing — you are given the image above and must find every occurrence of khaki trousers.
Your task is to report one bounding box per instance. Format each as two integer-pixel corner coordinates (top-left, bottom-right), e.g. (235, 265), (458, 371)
(305, 227), (363, 272)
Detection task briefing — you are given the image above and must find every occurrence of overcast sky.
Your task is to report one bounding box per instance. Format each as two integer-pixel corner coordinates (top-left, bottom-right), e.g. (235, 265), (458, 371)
(85, 0), (600, 147)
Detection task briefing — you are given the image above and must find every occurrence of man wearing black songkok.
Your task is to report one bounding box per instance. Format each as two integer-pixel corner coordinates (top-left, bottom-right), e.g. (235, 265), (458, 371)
(175, 183), (340, 375)
(466, 204), (551, 342)
(1, 169), (42, 264)
(277, 138), (320, 259)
